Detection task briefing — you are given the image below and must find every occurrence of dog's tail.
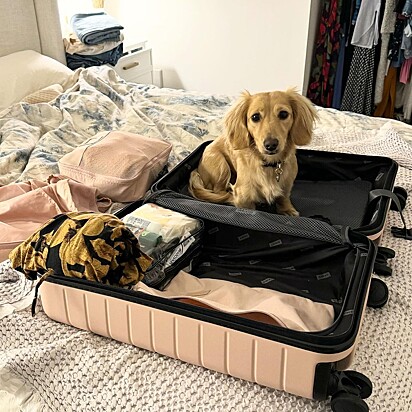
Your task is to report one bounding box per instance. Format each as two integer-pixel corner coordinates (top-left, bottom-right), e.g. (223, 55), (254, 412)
(189, 169), (234, 204)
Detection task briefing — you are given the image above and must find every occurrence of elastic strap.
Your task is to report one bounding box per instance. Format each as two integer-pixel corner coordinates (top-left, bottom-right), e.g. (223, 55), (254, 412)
(369, 189), (411, 240)
(31, 269), (54, 317)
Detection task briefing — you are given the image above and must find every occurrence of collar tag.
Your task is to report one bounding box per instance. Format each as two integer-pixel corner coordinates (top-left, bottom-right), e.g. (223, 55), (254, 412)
(275, 162), (283, 182)
(263, 160), (284, 181)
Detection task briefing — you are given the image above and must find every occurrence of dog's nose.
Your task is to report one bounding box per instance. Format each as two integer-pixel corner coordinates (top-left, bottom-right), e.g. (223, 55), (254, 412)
(264, 138), (279, 152)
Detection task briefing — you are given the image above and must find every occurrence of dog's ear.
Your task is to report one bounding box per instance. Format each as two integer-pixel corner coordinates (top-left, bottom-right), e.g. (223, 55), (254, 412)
(225, 91), (251, 150)
(287, 89), (318, 146)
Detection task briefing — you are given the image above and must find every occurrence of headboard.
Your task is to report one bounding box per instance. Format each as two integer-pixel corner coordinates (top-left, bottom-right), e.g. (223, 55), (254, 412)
(0, 0), (66, 64)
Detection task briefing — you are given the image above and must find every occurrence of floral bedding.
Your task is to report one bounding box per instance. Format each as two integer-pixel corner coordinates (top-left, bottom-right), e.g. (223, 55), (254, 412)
(0, 66), (230, 186)
(1, 65), (411, 188)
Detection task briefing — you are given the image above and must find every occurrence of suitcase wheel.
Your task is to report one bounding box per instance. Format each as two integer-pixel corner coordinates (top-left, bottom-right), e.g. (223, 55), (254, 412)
(331, 392), (369, 412)
(373, 246), (395, 277)
(390, 186), (407, 211)
(373, 262), (392, 277)
(367, 278), (389, 308)
(342, 371), (373, 399)
(376, 246), (395, 260)
(328, 370), (372, 412)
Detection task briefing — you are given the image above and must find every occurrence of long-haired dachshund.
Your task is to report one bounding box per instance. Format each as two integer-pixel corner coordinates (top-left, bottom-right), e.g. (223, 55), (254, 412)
(188, 89), (317, 215)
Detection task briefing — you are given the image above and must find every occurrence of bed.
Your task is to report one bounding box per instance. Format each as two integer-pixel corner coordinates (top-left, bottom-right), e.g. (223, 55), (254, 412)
(1, 1), (412, 411)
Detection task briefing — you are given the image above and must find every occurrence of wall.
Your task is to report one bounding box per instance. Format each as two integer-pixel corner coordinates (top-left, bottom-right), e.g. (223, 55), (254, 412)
(105, 0), (319, 95)
(58, 0), (98, 36)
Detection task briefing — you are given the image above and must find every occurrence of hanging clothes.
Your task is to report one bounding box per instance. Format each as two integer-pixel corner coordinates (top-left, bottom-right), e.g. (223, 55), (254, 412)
(388, 18), (407, 62)
(401, 18), (412, 58)
(398, 77), (412, 121)
(307, 0), (342, 107)
(374, 66), (398, 117)
(351, 0), (382, 48)
(340, 0), (387, 116)
(341, 22), (356, 104)
(332, 29), (347, 109)
(395, 0), (407, 13)
(352, 0), (362, 24)
(402, 0), (412, 16)
(399, 57), (412, 82)
(375, 0), (398, 105)
(341, 46), (376, 115)
(332, 1), (354, 109)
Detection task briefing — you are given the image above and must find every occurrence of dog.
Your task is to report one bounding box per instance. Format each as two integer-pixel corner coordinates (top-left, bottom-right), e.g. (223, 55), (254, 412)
(188, 89), (317, 215)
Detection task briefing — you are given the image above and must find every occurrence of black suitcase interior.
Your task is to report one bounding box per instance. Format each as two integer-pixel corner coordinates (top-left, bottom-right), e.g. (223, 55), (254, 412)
(149, 141), (398, 238)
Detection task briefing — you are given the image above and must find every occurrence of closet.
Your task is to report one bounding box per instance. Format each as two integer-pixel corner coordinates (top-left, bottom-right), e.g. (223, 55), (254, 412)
(307, 0), (412, 123)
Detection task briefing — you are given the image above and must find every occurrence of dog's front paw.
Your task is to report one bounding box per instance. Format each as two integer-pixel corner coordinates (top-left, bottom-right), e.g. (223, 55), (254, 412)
(280, 208), (299, 217)
(289, 209), (300, 217)
(276, 197), (299, 216)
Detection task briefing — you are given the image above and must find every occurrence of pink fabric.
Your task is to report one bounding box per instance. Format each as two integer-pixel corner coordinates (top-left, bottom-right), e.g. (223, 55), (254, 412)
(135, 271), (335, 332)
(0, 176), (112, 262)
(400, 58), (412, 84)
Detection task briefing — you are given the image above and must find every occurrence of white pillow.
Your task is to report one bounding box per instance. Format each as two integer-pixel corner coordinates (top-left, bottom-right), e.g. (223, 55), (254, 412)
(0, 50), (73, 111)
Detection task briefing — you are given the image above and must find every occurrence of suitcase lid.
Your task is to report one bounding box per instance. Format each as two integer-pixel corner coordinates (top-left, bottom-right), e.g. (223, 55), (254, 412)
(150, 141), (399, 237)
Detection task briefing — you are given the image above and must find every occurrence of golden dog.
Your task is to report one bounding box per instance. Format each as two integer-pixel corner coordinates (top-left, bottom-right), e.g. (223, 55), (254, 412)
(188, 89), (317, 215)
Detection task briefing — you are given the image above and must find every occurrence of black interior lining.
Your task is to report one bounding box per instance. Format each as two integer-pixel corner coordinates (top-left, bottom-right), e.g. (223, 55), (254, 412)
(189, 221), (355, 315)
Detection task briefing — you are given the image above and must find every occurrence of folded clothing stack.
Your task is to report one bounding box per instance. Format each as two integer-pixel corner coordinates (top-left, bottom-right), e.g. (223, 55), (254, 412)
(65, 12), (124, 70)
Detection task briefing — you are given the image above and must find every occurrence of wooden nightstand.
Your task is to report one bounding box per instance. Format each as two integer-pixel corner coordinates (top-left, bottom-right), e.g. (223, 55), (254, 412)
(113, 41), (155, 85)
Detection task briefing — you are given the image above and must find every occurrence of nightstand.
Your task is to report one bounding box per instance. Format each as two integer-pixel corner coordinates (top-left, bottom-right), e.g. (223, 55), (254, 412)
(113, 41), (156, 85)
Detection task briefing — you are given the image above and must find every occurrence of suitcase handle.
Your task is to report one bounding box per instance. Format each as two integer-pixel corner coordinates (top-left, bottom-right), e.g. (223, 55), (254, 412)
(390, 186), (408, 211)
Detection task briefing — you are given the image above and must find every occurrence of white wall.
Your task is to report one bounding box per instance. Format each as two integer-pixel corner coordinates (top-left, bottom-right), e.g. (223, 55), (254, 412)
(105, 0), (318, 95)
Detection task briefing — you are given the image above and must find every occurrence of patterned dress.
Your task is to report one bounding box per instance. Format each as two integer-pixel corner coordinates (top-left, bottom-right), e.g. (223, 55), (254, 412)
(307, 0), (342, 108)
(340, 46), (377, 116)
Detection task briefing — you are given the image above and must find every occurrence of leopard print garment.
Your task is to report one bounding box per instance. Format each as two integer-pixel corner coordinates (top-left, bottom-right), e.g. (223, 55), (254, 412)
(9, 211), (152, 287)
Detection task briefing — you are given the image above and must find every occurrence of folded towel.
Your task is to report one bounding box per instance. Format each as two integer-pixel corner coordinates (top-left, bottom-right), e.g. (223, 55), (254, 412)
(71, 12), (124, 45)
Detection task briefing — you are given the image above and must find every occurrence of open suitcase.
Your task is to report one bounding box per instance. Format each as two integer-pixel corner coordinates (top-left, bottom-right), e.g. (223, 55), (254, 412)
(38, 145), (404, 412)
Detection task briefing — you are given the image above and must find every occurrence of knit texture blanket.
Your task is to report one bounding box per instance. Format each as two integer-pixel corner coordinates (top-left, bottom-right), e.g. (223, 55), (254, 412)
(1, 67), (412, 411)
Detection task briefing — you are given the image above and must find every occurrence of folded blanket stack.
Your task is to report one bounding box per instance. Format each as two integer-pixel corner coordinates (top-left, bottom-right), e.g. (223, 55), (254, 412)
(65, 12), (124, 70)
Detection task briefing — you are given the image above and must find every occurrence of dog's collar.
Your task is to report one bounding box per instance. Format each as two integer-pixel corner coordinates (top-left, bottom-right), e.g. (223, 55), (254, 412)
(262, 160), (284, 181)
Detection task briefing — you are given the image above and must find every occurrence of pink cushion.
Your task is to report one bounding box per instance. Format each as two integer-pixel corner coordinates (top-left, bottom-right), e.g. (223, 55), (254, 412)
(58, 131), (172, 202)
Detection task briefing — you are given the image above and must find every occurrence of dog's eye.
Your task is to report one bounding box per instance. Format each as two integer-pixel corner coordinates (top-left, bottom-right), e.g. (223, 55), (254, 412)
(251, 113), (261, 122)
(278, 111), (289, 120)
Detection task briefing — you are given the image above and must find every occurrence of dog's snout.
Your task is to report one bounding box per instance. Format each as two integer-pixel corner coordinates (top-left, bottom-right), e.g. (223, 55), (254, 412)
(264, 138), (279, 152)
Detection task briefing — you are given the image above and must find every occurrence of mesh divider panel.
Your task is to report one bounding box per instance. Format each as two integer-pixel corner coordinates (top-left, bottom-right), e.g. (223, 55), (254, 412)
(147, 191), (345, 245)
